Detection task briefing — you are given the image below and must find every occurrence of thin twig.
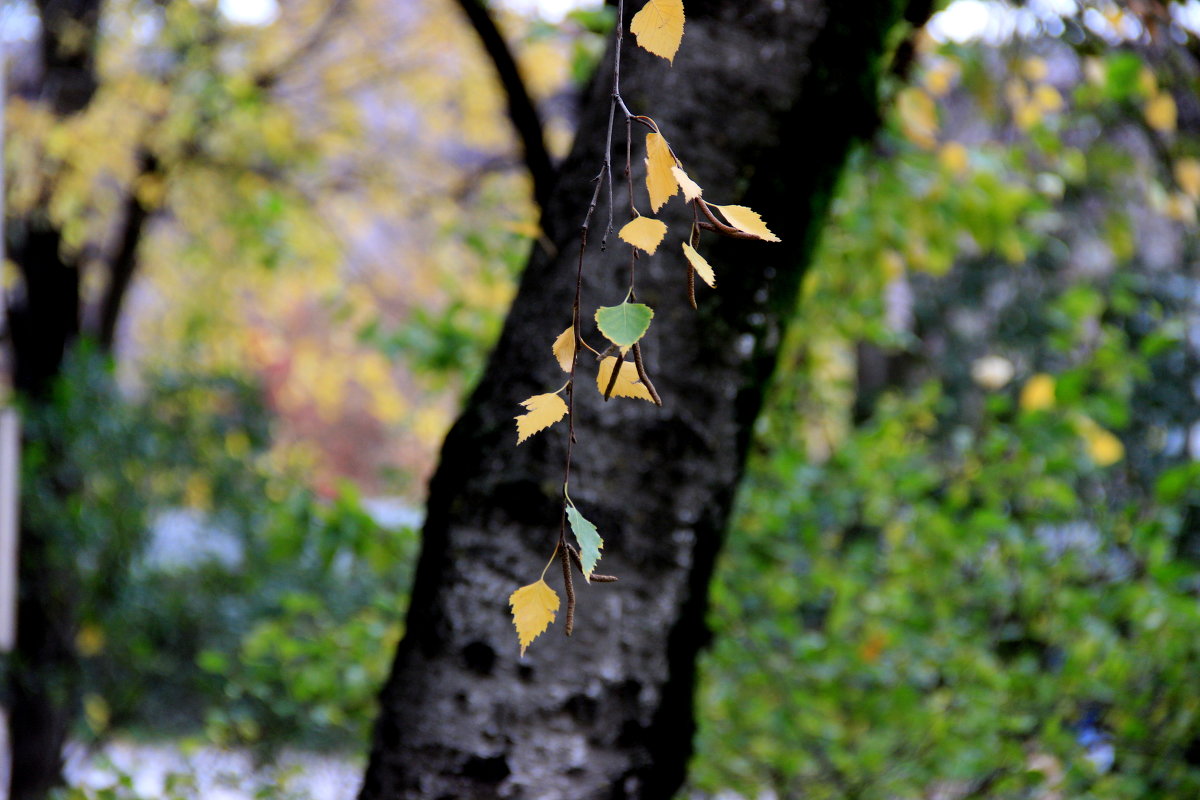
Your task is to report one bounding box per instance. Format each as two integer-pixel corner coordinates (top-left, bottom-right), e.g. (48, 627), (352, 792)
(631, 343), (662, 406)
(561, 541), (576, 636)
(697, 199), (760, 239)
(567, 543), (619, 582)
(602, 355), (622, 400)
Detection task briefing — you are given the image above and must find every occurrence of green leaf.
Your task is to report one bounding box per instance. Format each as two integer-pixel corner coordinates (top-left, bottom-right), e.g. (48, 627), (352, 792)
(595, 302), (654, 348)
(566, 504), (603, 581)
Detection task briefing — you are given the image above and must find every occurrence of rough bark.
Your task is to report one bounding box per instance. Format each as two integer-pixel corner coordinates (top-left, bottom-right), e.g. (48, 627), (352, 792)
(5, 4), (101, 800)
(359, 1), (911, 797)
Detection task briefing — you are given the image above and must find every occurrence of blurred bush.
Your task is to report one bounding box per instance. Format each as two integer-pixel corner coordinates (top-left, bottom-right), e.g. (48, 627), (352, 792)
(25, 350), (417, 753)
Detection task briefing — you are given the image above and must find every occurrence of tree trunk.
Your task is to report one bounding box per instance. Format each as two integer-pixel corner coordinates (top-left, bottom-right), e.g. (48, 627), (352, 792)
(359, 1), (915, 797)
(5, 4), (101, 799)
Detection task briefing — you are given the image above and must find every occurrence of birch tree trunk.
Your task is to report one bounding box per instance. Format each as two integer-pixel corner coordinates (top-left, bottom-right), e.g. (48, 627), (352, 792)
(359, 1), (923, 796)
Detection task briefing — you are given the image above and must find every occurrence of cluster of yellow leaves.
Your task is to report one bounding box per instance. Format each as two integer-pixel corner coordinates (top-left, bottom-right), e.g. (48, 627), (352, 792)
(509, 0), (787, 656)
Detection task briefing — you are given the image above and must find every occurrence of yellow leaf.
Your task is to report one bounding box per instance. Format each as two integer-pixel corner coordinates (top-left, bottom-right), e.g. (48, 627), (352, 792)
(1033, 84), (1063, 113)
(1020, 373), (1055, 412)
(515, 392), (568, 444)
(1175, 157), (1200, 199)
(714, 204), (780, 242)
(923, 59), (958, 97)
(596, 356), (655, 402)
(619, 216), (668, 254)
(672, 166), (702, 201)
(508, 578), (560, 656)
(630, 0), (685, 64)
(1138, 66), (1158, 97)
(75, 624), (106, 657)
(1076, 416), (1124, 467)
(645, 132), (678, 212)
(1146, 92), (1177, 133)
(1014, 101), (1042, 131)
(682, 242), (715, 288)
(552, 326), (575, 372)
(896, 87), (938, 149)
(1021, 57), (1048, 82)
(938, 141), (969, 176)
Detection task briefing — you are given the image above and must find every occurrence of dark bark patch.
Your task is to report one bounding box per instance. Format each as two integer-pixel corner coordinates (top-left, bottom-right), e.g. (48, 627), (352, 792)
(564, 692), (598, 724)
(462, 640), (497, 675)
(462, 753), (511, 783)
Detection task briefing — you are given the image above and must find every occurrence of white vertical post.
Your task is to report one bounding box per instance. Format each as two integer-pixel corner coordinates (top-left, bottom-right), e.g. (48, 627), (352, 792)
(0, 411), (17, 653)
(0, 20), (12, 800)
(0, 410), (15, 800)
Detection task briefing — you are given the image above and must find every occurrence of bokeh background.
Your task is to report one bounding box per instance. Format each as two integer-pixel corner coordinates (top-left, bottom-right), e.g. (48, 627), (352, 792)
(4, 0), (1200, 797)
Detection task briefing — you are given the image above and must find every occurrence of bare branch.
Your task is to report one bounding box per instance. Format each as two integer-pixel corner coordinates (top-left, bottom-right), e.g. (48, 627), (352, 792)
(453, 0), (557, 211)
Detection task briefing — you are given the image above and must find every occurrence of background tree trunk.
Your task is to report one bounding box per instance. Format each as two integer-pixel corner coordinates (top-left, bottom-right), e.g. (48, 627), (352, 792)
(5, 4), (101, 799)
(359, 1), (922, 797)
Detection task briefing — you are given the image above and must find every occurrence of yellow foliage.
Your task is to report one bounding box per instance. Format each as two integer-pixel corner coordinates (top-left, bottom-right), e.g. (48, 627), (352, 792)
(896, 87), (938, 149)
(1138, 66), (1158, 98)
(1075, 416), (1124, 467)
(515, 392), (569, 444)
(619, 216), (669, 254)
(596, 357), (655, 402)
(553, 327), (576, 372)
(1032, 84), (1063, 113)
(630, 0), (685, 64)
(1175, 157), (1200, 199)
(923, 59), (958, 97)
(1019, 373), (1055, 412)
(1021, 57), (1048, 82)
(1146, 92), (1177, 133)
(682, 242), (715, 288)
(83, 694), (111, 734)
(645, 132), (678, 211)
(508, 578), (559, 656)
(76, 624), (107, 657)
(938, 141), (969, 175)
(672, 166), (702, 201)
(714, 204), (780, 242)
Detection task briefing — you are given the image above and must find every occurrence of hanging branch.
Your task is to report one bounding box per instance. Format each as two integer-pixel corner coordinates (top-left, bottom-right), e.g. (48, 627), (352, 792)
(507, 0), (780, 654)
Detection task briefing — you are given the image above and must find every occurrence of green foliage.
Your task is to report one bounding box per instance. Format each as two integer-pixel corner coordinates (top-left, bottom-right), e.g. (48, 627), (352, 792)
(24, 349), (417, 751)
(689, 28), (1200, 800)
(595, 301), (654, 348)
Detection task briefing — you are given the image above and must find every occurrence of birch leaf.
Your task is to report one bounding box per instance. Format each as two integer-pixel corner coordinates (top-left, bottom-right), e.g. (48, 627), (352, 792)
(596, 356), (655, 402)
(508, 578), (559, 656)
(672, 166), (702, 201)
(552, 326), (575, 372)
(596, 301), (654, 348)
(566, 505), (603, 581)
(1146, 91), (1177, 133)
(515, 392), (568, 444)
(619, 216), (668, 254)
(714, 204), (781, 242)
(682, 242), (715, 288)
(645, 132), (678, 211)
(630, 0), (685, 64)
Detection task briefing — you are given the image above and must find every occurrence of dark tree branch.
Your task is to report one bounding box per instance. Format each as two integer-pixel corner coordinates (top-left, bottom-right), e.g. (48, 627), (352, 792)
(453, 0), (558, 212)
(34, 0), (102, 114)
(95, 150), (159, 351)
(253, 0), (350, 90)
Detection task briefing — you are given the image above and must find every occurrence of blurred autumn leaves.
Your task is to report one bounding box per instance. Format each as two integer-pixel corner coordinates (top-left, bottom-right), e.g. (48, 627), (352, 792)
(3, 0), (593, 497)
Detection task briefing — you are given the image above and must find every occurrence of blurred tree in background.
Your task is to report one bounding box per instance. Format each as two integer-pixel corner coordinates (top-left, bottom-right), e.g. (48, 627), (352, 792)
(3, 1), (1200, 799)
(3, 0), (572, 796)
(693, 5), (1200, 798)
